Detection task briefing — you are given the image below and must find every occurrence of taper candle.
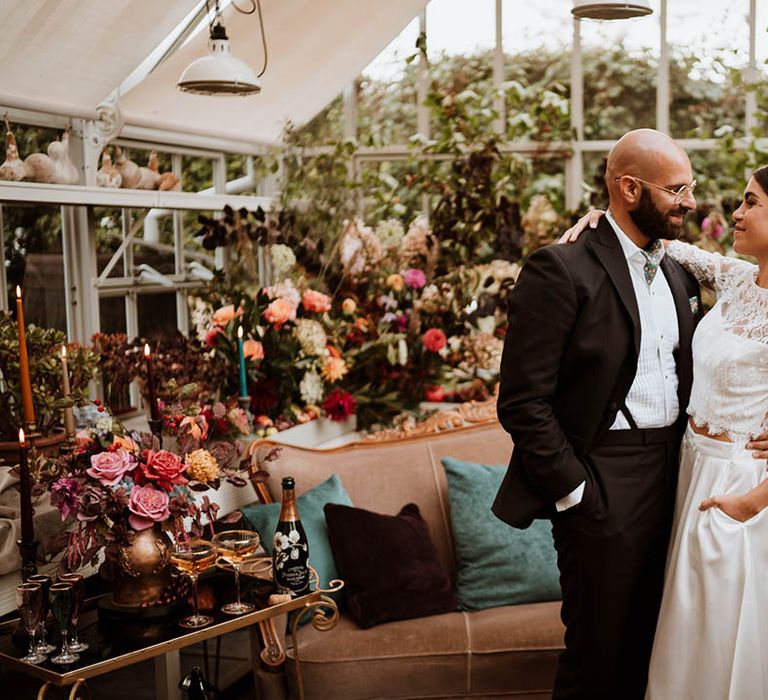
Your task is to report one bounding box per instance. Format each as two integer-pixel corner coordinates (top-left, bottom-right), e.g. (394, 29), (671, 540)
(237, 325), (248, 398)
(60, 345), (76, 438)
(143, 343), (161, 421)
(17, 428), (33, 547)
(15, 286), (36, 431)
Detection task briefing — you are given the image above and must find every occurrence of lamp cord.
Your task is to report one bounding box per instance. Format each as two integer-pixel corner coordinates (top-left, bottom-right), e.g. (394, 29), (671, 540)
(207, 0), (268, 79)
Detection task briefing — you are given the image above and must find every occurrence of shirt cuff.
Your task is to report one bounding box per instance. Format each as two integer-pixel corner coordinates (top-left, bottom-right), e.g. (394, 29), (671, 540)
(555, 481), (585, 512)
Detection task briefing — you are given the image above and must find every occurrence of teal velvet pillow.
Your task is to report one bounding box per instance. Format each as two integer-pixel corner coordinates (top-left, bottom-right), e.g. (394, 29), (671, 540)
(441, 457), (561, 611)
(239, 474), (353, 592)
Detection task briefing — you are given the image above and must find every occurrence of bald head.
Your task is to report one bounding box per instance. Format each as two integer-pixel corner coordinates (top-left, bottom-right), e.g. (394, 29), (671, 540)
(606, 129), (688, 186)
(604, 129), (696, 247)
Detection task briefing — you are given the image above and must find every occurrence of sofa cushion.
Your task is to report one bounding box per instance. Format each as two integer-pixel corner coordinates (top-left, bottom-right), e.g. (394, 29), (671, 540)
(239, 473), (352, 590)
(324, 502), (457, 628)
(257, 421), (514, 581)
(441, 457), (561, 610)
(286, 601), (563, 699)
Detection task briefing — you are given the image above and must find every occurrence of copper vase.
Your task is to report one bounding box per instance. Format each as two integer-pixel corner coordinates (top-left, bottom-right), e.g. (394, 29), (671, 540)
(103, 525), (172, 607)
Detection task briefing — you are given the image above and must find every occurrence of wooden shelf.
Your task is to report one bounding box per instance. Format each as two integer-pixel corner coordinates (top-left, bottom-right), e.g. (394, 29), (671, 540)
(0, 181), (273, 211)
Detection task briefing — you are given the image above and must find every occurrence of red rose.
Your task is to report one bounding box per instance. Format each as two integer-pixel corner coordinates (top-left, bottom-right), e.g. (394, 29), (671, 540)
(422, 328), (447, 353)
(425, 385), (446, 402)
(140, 450), (187, 490)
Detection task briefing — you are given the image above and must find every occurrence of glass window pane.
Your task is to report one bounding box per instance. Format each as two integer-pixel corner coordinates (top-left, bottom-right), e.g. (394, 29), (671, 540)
(4, 203), (66, 333)
(137, 292), (177, 339)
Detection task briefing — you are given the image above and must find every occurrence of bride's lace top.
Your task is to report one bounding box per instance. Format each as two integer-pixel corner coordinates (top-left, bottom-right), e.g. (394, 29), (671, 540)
(667, 240), (768, 443)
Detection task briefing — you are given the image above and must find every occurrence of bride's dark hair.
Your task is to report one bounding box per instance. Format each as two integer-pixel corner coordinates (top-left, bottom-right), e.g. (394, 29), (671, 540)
(753, 165), (768, 195)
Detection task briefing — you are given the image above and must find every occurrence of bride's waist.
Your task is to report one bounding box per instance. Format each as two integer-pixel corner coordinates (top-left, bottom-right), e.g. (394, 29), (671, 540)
(688, 416), (733, 443)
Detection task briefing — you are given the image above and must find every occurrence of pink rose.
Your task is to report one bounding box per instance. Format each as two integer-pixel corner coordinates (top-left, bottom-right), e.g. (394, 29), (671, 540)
(263, 298), (295, 330)
(301, 289), (331, 314)
(243, 338), (264, 361)
(212, 304), (240, 327)
(87, 449), (137, 486)
(127, 485), (170, 531)
(140, 450), (188, 489)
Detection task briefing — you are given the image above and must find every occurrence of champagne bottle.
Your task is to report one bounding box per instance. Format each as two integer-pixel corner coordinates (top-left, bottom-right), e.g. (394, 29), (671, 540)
(272, 476), (310, 596)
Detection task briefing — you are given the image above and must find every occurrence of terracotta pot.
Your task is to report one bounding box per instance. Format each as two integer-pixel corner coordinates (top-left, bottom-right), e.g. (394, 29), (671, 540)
(101, 524), (173, 607)
(0, 427), (68, 465)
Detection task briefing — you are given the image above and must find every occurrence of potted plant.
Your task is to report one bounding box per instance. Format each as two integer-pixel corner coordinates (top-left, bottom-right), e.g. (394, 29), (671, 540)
(0, 312), (98, 462)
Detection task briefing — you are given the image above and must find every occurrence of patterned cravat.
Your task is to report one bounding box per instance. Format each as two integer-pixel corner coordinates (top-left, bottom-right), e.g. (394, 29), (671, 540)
(640, 239), (664, 286)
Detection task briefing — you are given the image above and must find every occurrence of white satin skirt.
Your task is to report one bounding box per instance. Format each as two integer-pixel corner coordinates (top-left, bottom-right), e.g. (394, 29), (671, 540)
(646, 425), (768, 699)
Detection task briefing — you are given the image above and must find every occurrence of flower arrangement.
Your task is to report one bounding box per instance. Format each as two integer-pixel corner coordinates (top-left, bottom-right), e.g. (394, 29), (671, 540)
(42, 413), (250, 572)
(190, 210), (521, 430)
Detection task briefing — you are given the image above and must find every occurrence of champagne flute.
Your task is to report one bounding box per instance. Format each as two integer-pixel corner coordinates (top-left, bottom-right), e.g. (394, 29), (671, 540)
(49, 582), (79, 665)
(27, 574), (56, 654)
(58, 573), (88, 652)
(212, 530), (260, 615)
(15, 583), (45, 664)
(170, 540), (216, 629)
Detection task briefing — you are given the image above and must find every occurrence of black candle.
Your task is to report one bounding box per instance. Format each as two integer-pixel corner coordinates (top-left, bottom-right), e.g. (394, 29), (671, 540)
(18, 428), (33, 546)
(143, 343), (161, 421)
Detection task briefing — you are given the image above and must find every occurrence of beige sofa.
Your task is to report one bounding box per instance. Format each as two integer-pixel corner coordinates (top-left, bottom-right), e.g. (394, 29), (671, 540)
(248, 406), (565, 700)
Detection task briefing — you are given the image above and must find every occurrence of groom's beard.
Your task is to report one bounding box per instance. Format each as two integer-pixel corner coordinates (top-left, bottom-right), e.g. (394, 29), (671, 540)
(629, 186), (689, 242)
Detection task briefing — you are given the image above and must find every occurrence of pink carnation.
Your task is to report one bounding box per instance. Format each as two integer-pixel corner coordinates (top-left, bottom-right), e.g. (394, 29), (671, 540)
(87, 449), (137, 486)
(301, 289), (332, 314)
(127, 485), (170, 531)
(263, 298), (296, 330)
(404, 268), (426, 289)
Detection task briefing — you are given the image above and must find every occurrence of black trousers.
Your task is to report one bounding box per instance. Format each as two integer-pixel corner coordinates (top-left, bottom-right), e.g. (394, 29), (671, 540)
(551, 426), (681, 700)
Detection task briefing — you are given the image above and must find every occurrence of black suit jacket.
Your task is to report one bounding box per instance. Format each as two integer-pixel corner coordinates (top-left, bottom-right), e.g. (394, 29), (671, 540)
(492, 218), (701, 529)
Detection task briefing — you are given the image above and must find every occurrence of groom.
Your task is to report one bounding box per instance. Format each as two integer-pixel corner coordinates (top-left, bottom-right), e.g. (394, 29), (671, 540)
(492, 129), (701, 699)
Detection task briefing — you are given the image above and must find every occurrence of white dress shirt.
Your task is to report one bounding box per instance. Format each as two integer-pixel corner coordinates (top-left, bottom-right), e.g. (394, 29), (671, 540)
(556, 211), (681, 511)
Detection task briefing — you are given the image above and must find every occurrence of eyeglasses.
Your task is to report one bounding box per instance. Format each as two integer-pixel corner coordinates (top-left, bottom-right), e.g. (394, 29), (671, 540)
(614, 176), (697, 206)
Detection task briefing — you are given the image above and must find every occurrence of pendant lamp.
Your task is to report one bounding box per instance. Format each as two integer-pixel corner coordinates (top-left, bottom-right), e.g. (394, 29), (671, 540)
(177, 0), (267, 96)
(572, 0), (653, 20)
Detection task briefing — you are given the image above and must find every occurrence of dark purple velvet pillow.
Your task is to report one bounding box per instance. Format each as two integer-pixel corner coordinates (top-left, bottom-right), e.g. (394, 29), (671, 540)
(323, 502), (457, 628)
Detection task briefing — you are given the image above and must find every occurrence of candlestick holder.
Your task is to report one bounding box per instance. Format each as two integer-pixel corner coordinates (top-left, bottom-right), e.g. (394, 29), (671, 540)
(148, 418), (164, 448)
(238, 395), (252, 414)
(17, 538), (39, 581)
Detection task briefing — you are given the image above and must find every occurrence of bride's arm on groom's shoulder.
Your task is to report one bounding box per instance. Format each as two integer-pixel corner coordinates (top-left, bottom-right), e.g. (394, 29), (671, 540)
(664, 240), (753, 293)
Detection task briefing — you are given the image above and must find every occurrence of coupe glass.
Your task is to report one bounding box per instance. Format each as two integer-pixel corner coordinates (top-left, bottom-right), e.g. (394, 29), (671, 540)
(49, 582), (79, 665)
(212, 529), (260, 615)
(15, 583), (45, 664)
(27, 574), (56, 654)
(58, 573), (88, 652)
(170, 540), (216, 629)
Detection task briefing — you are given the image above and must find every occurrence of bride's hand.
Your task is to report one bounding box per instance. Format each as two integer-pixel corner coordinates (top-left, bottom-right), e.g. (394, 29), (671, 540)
(558, 209), (605, 244)
(699, 494), (760, 522)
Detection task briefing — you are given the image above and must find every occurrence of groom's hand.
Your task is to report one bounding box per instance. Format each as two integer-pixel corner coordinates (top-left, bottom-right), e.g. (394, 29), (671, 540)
(747, 432), (768, 459)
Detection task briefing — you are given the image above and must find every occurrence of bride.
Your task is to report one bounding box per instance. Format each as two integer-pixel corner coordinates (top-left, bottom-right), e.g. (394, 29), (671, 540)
(562, 166), (768, 698)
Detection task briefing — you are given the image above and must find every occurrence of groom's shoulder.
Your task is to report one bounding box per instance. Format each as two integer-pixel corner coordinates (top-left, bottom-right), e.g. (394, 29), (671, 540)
(526, 228), (597, 268)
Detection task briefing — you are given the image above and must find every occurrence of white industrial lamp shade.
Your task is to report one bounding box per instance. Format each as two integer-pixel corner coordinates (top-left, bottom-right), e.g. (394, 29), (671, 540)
(572, 0), (653, 20)
(177, 24), (261, 96)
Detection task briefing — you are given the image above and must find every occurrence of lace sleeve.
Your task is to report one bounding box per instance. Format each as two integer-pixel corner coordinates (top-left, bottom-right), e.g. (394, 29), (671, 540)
(666, 240), (754, 293)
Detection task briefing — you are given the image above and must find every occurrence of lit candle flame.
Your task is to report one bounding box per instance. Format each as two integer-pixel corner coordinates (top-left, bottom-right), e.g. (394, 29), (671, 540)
(143, 343), (150, 358)
(18, 428), (25, 446)
(16, 285), (21, 299)
(237, 325), (244, 339)
(61, 344), (67, 359)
